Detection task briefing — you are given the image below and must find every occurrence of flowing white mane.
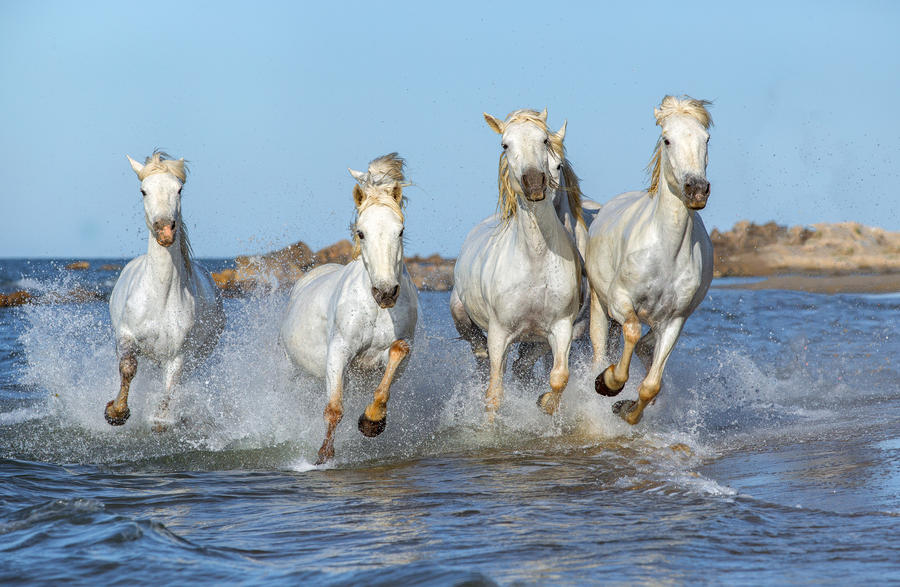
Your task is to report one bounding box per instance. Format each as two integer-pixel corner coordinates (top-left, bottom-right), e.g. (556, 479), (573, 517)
(647, 96), (713, 195)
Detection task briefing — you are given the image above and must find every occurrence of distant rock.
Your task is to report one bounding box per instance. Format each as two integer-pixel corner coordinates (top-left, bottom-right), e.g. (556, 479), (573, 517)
(0, 291), (32, 307)
(711, 221), (900, 277)
(213, 239), (456, 294)
(65, 261), (90, 270)
(99, 264), (122, 271)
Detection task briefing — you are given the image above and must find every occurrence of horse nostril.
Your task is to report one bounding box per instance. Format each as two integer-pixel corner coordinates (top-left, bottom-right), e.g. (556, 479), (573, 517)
(371, 286), (380, 300)
(391, 285), (400, 299)
(704, 182), (711, 196)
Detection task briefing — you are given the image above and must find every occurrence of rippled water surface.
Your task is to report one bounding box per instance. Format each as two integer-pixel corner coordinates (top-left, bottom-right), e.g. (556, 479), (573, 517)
(1, 259), (898, 584)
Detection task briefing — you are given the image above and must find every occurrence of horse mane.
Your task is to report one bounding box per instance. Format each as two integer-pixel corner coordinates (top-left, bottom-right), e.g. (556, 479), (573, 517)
(351, 153), (407, 259)
(497, 109), (575, 223)
(139, 150), (194, 279)
(647, 96), (713, 196)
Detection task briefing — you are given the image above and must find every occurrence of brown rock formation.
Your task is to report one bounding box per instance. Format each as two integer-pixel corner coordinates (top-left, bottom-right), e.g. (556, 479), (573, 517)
(0, 291), (33, 307)
(65, 261), (90, 270)
(711, 221), (900, 277)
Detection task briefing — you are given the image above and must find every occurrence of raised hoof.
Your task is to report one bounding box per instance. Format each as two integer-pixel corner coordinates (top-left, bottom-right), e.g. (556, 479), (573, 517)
(537, 391), (560, 415)
(595, 367), (624, 397)
(612, 399), (638, 421)
(104, 401), (130, 426)
(358, 413), (386, 438)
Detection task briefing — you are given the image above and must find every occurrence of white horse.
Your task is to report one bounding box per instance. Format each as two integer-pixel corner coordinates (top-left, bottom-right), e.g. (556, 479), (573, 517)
(451, 109), (582, 417)
(105, 152), (225, 428)
(586, 96), (714, 425)
(280, 153), (418, 465)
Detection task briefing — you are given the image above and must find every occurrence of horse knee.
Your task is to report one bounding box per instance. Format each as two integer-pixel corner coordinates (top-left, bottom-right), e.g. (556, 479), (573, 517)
(119, 354), (137, 380)
(623, 319), (642, 345)
(549, 368), (569, 392)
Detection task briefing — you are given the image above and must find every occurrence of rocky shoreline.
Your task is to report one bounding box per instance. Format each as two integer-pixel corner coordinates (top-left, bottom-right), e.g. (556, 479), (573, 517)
(2, 221), (898, 307)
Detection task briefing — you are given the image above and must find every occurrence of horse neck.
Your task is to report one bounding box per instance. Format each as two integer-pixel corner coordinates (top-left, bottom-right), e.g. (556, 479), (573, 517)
(553, 179), (578, 238)
(146, 230), (190, 287)
(652, 175), (696, 249)
(512, 194), (567, 256)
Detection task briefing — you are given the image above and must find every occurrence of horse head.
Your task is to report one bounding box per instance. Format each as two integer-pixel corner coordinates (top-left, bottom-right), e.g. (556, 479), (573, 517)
(651, 96), (713, 209)
(349, 153), (407, 309)
(127, 152), (187, 248)
(484, 108), (560, 206)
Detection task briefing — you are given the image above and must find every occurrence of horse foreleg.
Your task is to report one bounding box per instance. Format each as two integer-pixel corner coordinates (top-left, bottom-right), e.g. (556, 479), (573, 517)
(537, 320), (573, 415)
(152, 355), (183, 432)
(358, 339), (410, 438)
(317, 345), (347, 465)
(105, 349), (137, 426)
(484, 324), (511, 422)
(614, 318), (684, 425)
(595, 312), (640, 397)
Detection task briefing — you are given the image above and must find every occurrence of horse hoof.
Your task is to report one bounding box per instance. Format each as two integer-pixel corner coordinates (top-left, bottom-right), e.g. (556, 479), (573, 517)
(316, 446), (334, 465)
(612, 400), (638, 422)
(358, 413), (386, 438)
(104, 401), (130, 426)
(595, 367), (624, 397)
(537, 391), (560, 415)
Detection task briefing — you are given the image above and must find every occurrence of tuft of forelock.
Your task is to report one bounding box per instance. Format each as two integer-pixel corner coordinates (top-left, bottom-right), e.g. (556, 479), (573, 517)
(648, 96), (713, 195)
(137, 150), (188, 183)
(351, 153), (408, 259)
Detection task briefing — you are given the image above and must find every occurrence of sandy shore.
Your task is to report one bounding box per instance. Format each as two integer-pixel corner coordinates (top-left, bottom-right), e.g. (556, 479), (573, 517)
(714, 273), (900, 294)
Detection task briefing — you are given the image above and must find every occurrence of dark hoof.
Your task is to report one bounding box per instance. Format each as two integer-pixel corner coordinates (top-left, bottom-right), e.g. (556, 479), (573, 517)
(612, 400), (637, 419)
(595, 367), (624, 397)
(358, 413), (386, 438)
(104, 401), (130, 426)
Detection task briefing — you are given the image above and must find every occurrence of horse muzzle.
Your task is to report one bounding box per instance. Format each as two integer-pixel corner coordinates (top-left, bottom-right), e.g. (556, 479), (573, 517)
(153, 220), (177, 247)
(371, 284), (400, 309)
(521, 170), (547, 201)
(683, 177), (710, 210)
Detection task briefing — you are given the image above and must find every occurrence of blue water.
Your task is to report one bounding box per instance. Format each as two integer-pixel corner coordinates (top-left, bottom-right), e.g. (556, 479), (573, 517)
(1, 259), (898, 584)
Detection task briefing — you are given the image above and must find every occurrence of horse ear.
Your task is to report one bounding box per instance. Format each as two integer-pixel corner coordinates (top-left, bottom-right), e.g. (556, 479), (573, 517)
(353, 184), (366, 208)
(556, 120), (567, 142)
(653, 106), (664, 124)
(539, 108), (548, 122)
(126, 155), (144, 177)
(483, 113), (504, 134)
(348, 168), (367, 184)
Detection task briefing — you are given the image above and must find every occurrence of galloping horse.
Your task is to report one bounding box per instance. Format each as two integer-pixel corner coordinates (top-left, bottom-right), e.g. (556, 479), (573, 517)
(280, 153), (418, 464)
(451, 109), (582, 418)
(105, 152), (225, 428)
(586, 96), (714, 424)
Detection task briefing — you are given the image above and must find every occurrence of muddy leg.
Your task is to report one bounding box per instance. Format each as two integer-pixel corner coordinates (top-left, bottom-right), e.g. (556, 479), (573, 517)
(105, 350), (137, 426)
(595, 312), (641, 397)
(358, 340), (410, 438)
(614, 318), (683, 425)
(317, 344), (348, 465)
(537, 320), (573, 415)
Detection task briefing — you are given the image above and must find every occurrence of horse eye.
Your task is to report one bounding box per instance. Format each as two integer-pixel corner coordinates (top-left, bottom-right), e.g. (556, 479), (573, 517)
(502, 143), (508, 150)
(557, 164), (563, 170)
(544, 138), (549, 146)
(399, 229), (404, 238)
(140, 189), (147, 197)
(357, 230), (365, 240)
(177, 187), (182, 195)
(663, 138), (671, 146)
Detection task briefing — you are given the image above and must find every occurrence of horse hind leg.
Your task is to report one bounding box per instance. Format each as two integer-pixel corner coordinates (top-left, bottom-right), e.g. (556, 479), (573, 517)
(105, 348), (137, 426)
(512, 341), (548, 383)
(358, 339), (411, 438)
(635, 329), (656, 372)
(450, 289), (488, 376)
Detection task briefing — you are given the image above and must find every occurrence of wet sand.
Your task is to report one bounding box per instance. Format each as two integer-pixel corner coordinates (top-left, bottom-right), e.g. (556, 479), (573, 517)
(714, 273), (900, 294)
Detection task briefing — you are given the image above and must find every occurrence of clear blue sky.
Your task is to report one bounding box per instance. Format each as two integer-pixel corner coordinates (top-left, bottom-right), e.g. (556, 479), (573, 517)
(2, 1), (898, 258)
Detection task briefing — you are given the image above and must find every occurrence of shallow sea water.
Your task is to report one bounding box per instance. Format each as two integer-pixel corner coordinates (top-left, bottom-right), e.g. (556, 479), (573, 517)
(0, 259), (898, 584)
